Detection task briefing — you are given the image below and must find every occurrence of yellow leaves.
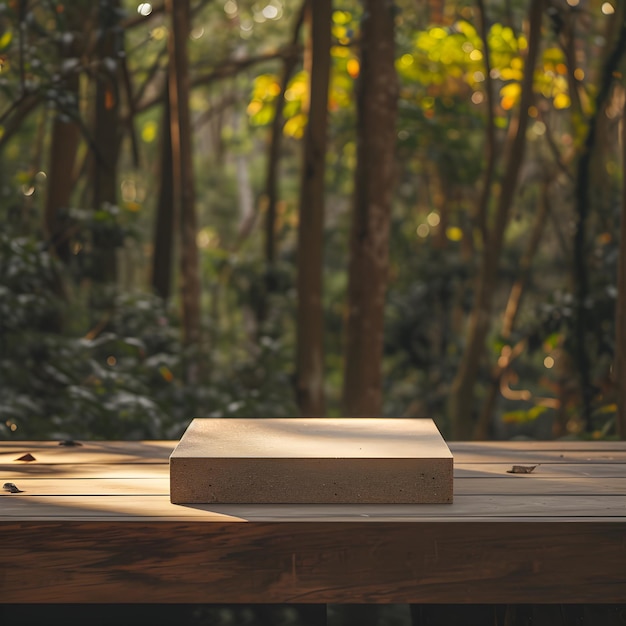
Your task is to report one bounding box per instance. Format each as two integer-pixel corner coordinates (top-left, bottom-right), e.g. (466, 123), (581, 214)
(283, 113), (307, 139)
(553, 93), (571, 109)
(429, 27), (447, 40)
(332, 10), (352, 25)
(150, 26), (167, 41)
(346, 58), (359, 79)
(141, 120), (157, 143)
(397, 54), (414, 70)
(500, 82), (521, 99)
(501, 96), (516, 111)
(555, 63), (567, 75)
(332, 24), (350, 45)
(252, 74), (281, 100)
(500, 82), (521, 110)
(500, 67), (523, 81)
(247, 33), (359, 136)
(543, 47), (564, 63)
(331, 45), (350, 59)
(285, 72), (307, 101)
(0, 31), (12, 52)
(331, 10), (354, 45)
(446, 226), (463, 241)
(248, 73), (284, 127)
(455, 20), (478, 38)
(246, 100), (262, 116)
(159, 365), (174, 383)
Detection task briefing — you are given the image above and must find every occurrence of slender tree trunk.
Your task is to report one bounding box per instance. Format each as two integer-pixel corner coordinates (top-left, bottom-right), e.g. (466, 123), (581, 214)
(44, 79), (81, 264)
(574, 16), (626, 433)
(613, 8), (626, 440)
(91, 0), (122, 284)
(262, 3), (304, 313)
(167, 0), (202, 383)
(448, 0), (543, 439)
(474, 181), (551, 439)
(151, 84), (175, 302)
(342, 0), (398, 417)
(295, 0), (331, 416)
(473, 0), (496, 248)
(616, 93), (626, 440)
(43, 5), (94, 264)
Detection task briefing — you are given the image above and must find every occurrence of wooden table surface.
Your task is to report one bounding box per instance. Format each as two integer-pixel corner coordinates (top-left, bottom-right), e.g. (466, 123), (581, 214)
(1, 439), (625, 604)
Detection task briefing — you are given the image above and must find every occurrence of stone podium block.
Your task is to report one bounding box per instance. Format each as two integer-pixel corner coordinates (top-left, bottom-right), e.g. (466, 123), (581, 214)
(169, 418), (453, 504)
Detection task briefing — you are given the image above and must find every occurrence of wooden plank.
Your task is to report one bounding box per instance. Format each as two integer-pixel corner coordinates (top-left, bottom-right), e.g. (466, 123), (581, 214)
(2, 475), (624, 498)
(454, 463), (626, 477)
(456, 476), (626, 495)
(2, 461), (625, 482)
(3, 439), (625, 454)
(0, 520), (624, 603)
(0, 463), (168, 478)
(449, 441), (626, 452)
(451, 450), (626, 463)
(0, 441), (173, 465)
(3, 459), (625, 478)
(0, 478), (169, 496)
(1, 494), (626, 519)
(2, 439), (626, 465)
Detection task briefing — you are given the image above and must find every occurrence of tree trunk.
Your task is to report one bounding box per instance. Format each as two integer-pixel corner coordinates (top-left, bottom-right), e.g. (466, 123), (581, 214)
(295, 0), (331, 416)
(262, 3), (304, 319)
(166, 0), (202, 383)
(43, 5), (95, 264)
(44, 76), (81, 265)
(474, 181), (551, 440)
(448, 0), (543, 440)
(151, 84), (175, 302)
(617, 111), (626, 439)
(574, 15), (626, 433)
(341, 0), (398, 417)
(473, 0), (496, 249)
(91, 0), (122, 284)
(614, 20), (626, 439)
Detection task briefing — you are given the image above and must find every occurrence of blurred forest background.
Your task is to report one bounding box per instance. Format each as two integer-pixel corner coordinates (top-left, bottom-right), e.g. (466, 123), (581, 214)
(1, 0), (625, 442)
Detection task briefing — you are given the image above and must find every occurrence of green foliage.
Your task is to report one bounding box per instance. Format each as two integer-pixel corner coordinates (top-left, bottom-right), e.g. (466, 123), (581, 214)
(0, 233), (297, 440)
(1, 0), (624, 441)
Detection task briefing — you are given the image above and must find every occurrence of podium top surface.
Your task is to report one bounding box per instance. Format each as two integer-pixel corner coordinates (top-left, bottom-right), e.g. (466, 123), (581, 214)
(169, 418), (453, 460)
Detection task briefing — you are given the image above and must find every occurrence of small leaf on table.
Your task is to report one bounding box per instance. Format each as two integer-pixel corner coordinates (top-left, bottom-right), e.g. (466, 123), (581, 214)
(3, 482), (23, 493)
(15, 453), (36, 462)
(507, 464), (538, 474)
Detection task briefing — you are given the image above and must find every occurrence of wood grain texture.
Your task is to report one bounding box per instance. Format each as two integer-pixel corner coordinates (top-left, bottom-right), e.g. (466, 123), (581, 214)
(2, 494), (626, 519)
(2, 439), (626, 462)
(0, 441), (174, 465)
(2, 475), (626, 496)
(1, 440), (625, 605)
(1, 521), (625, 603)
